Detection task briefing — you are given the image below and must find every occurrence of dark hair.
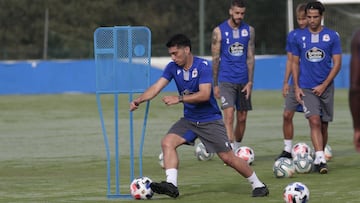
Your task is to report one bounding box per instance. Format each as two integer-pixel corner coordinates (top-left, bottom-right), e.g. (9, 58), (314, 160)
(306, 1), (325, 15)
(231, 0), (246, 8)
(166, 34), (192, 51)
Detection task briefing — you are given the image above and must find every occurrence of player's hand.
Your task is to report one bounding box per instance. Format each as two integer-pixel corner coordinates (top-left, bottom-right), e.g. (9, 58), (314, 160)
(282, 83), (289, 98)
(295, 87), (305, 103)
(162, 95), (179, 106)
(214, 86), (220, 99)
(312, 84), (326, 96)
(129, 101), (139, 111)
(242, 82), (252, 100)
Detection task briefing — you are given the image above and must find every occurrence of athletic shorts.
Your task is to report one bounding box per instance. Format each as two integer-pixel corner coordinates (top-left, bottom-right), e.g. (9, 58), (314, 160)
(219, 82), (252, 111)
(167, 118), (232, 153)
(301, 82), (334, 122)
(284, 86), (303, 112)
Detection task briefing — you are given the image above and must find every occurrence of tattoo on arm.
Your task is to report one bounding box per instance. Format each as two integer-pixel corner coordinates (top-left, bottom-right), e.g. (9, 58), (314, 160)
(211, 28), (221, 86)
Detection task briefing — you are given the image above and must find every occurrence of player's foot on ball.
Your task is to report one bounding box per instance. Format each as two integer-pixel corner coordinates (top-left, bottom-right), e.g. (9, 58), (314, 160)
(275, 150), (292, 160)
(252, 184), (269, 197)
(314, 162), (328, 174)
(150, 181), (179, 198)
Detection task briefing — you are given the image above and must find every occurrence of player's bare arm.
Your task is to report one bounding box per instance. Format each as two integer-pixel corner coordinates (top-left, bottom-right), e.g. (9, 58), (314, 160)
(130, 77), (169, 111)
(292, 55), (304, 102)
(244, 26), (255, 99)
(211, 27), (221, 99)
(283, 52), (293, 97)
(162, 83), (211, 106)
(312, 54), (342, 96)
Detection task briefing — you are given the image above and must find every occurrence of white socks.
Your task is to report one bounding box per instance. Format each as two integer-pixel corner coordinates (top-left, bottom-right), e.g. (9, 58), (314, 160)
(233, 141), (241, 151)
(314, 151), (326, 164)
(284, 139), (292, 153)
(165, 168), (178, 187)
(247, 172), (265, 189)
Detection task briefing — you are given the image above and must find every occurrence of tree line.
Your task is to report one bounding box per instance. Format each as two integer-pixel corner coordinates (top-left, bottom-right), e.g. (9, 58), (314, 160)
(0, 0), (357, 60)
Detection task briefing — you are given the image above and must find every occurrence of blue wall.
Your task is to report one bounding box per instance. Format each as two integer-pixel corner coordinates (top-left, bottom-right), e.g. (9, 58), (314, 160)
(0, 55), (350, 95)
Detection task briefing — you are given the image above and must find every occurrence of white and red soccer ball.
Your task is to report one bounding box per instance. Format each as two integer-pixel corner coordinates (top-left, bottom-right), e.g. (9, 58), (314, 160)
(130, 176), (154, 200)
(235, 146), (255, 165)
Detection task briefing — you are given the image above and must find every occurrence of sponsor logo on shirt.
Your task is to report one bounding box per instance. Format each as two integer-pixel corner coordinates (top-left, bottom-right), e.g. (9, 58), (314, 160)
(305, 47), (325, 62)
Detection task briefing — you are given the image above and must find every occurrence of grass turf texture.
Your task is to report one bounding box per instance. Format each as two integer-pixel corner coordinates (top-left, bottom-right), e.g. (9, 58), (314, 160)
(0, 90), (359, 203)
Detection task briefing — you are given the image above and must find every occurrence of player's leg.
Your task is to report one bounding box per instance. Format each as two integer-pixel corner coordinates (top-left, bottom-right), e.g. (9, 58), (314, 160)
(233, 84), (252, 150)
(197, 120), (269, 197)
(219, 82), (237, 149)
(276, 86), (299, 160)
(150, 119), (196, 198)
(223, 107), (235, 143)
(302, 89), (327, 174)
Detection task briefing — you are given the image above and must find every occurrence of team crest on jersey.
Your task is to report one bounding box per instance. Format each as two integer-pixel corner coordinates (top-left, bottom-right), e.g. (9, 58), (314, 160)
(322, 34), (330, 42)
(192, 68), (198, 78)
(241, 29), (248, 37)
(305, 47), (325, 62)
(177, 69), (181, 75)
(228, 42), (244, 56)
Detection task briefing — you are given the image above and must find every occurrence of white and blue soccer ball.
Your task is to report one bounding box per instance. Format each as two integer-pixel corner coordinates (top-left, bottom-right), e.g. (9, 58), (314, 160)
(130, 176), (154, 200)
(235, 146), (255, 165)
(283, 182), (310, 203)
(293, 153), (313, 174)
(195, 142), (214, 161)
(273, 157), (296, 178)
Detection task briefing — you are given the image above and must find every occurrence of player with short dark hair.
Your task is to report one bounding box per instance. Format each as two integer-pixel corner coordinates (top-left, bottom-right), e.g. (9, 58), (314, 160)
(130, 33), (269, 198)
(211, 0), (255, 151)
(291, 1), (342, 174)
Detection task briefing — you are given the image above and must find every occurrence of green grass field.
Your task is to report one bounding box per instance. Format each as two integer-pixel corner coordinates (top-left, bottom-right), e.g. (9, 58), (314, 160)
(0, 89), (359, 203)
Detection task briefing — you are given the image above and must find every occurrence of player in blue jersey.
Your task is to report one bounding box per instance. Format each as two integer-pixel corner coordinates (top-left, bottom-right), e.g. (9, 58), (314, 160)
(276, 3), (308, 160)
(130, 34), (269, 198)
(211, 0), (255, 151)
(291, 1), (342, 174)
(350, 28), (360, 152)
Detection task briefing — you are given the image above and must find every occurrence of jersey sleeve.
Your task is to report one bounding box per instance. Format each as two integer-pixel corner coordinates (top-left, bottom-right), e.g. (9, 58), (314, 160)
(198, 60), (212, 84)
(161, 62), (174, 81)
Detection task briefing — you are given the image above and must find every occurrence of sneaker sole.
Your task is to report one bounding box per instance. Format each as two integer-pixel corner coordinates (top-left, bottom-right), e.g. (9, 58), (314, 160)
(319, 168), (328, 174)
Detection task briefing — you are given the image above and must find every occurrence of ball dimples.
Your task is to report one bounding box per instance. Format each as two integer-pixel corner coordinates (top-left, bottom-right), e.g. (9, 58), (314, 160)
(130, 177), (154, 200)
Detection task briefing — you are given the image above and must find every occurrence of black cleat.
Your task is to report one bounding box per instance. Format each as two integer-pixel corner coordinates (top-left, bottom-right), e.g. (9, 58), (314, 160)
(275, 150), (292, 160)
(150, 181), (179, 198)
(252, 184), (269, 197)
(314, 162), (328, 174)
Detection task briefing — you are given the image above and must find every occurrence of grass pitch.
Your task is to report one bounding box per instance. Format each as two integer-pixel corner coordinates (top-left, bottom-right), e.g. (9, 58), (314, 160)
(0, 89), (359, 203)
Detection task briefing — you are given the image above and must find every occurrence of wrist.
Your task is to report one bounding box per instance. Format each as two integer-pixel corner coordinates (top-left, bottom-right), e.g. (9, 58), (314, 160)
(178, 95), (183, 103)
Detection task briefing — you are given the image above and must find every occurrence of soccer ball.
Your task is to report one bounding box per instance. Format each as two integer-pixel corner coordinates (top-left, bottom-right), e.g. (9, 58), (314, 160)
(293, 153), (313, 173)
(291, 142), (311, 158)
(283, 182), (310, 203)
(130, 176), (154, 200)
(324, 144), (333, 161)
(273, 157), (295, 178)
(158, 152), (164, 168)
(235, 146), (255, 165)
(195, 142), (214, 161)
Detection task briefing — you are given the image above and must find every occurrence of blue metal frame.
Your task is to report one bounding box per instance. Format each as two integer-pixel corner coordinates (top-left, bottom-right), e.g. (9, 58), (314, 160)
(94, 26), (151, 199)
